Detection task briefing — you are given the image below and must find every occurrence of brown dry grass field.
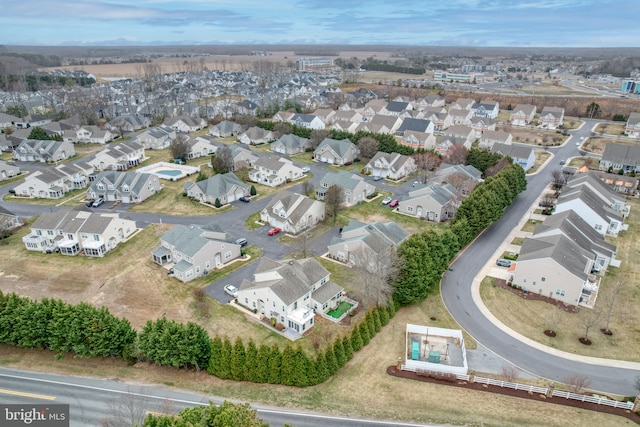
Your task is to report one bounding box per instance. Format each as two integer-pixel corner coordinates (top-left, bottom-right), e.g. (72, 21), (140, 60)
(527, 150), (552, 174)
(480, 197), (640, 362)
(594, 122), (626, 135)
(505, 127), (567, 146)
(581, 136), (640, 155)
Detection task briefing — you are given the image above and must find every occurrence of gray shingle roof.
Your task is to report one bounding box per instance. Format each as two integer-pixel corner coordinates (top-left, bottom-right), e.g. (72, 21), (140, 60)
(519, 234), (594, 279)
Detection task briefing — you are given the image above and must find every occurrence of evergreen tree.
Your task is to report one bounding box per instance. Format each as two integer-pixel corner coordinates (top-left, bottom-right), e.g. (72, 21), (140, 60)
(230, 337), (246, 381)
(359, 322), (371, 346)
(379, 304), (390, 326)
(292, 347), (311, 387)
(333, 337), (346, 368)
(267, 344), (282, 384)
(280, 345), (295, 386)
(255, 344), (270, 383)
(245, 339), (259, 382)
(214, 198), (221, 208)
(366, 311), (376, 338)
(387, 300), (397, 318)
(208, 336), (223, 377)
(312, 350), (327, 385)
(350, 325), (363, 352)
(324, 346), (339, 377)
(250, 185), (257, 196)
(372, 308), (382, 333)
(342, 335), (354, 361)
(218, 337), (233, 379)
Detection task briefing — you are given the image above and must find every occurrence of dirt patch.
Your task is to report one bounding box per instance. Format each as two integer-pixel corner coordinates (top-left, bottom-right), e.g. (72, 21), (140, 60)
(387, 366), (639, 423)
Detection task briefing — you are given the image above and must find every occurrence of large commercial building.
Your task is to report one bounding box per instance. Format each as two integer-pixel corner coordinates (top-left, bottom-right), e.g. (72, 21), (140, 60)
(295, 57), (335, 72)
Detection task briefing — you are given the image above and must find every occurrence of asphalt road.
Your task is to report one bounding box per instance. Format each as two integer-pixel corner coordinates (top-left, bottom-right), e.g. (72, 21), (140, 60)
(0, 367), (434, 427)
(442, 120), (640, 396)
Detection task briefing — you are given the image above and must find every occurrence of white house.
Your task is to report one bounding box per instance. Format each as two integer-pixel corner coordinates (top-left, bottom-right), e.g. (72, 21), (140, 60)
(490, 142), (536, 171)
(539, 107), (564, 129)
(510, 104), (537, 126)
(316, 171), (375, 207)
(289, 113), (325, 130)
(364, 151), (416, 180)
(554, 186), (624, 236)
(260, 191), (325, 235)
(248, 156), (304, 187)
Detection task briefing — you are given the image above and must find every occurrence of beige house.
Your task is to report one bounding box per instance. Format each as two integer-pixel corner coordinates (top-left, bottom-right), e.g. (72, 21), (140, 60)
(399, 182), (458, 222)
(84, 140), (145, 171)
(22, 209), (137, 257)
(539, 107), (564, 129)
(13, 161), (93, 199)
(13, 139), (75, 163)
(152, 223), (241, 283)
(400, 130), (437, 151)
(260, 191), (326, 235)
(314, 138), (359, 165)
(509, 234), (600, 308)
(87, 171), (162, 203)
(184, 172), (250, 205)
(624, 112), (640, 139)
(0, 159), (20, 181)
(249, 156), (304, 187)
(364, 151), (416, 180)
(316, 171), (375, 207)
(237, 126), (275, 145)
(479, 130), (513, 148)
(164, 115), (207, 133)
(510, 104), (537, 126)
(136, 126), (176, 150)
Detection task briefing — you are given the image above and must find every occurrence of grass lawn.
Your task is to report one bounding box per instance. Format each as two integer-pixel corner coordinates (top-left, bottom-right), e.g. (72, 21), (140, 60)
(527, 150), (552, 174)
(509, 127), (567, 147)
(244, 212), (263, 230)
(568, 157), (598, 169)
(510, 237), (524, 246)
(342, 198), (443, 235)
(519, 218), (540, 233)
(326, 162), (364, 173)
(562, 118), (581, 130)
(594, 122), (625, 136)
(580, 137), (638, 156)
(326, 301), (353, 319)
(4, 187), (89, 207)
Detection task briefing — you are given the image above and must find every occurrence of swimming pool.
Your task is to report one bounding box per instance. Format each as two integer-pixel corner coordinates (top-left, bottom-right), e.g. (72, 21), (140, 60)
(137, 161), (199, 180)
(155, 169), (183, 177)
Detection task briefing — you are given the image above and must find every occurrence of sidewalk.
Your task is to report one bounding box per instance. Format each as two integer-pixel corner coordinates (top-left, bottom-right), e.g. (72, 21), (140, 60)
(470, 191), (640, 371)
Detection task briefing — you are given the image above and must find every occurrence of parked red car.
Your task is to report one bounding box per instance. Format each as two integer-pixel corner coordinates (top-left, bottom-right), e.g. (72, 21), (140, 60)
(388, 199), (399, 208)
(268, 227), (282, 236)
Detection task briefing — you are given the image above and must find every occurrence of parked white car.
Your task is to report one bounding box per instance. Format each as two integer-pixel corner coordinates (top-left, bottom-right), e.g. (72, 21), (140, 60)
(224, 284), (238, 297)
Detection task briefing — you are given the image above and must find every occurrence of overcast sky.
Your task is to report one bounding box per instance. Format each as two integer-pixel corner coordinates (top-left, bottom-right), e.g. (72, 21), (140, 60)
(3, 0), (639, 47)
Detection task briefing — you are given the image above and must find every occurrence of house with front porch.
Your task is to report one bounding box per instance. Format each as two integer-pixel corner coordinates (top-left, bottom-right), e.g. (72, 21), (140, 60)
(164, 115), (207, 133)
(400, 130), (437, 151)
(490, 142), (536, 170)
(533, 210), (619, 273)
(229, 145), (259, 170)
(316, 171), (375, 207)
(183, 135), (218, 160)
(624, 112), (640, 138)
(136, 126), (176, 150)
(364, 151), (416, 180)
(509, 234), (600, 308)
(73, 126), (115, 144)
(448, 108), (473, 126)
(469, 117), (497, 137)
(0, 205), (19, 230)
(249, 156), (304, 187)
(450, 98), (475, 111)
(442, 125), (476, 147)
(327, 220), (409, 270)
(13, 169), (75, 199)
(599, 142), (640, 173)
(0, 160), (20, 181)
(87, 171), (162, 203)
(471, 101), (499, 119)
(369, 115), (403, 134)
(510, 104), (537, 126)
(399, 182), (458, 222)
(13, 139), (75, 163)
(479, 130), (512, 149)
(184, 172), (249, 205)
(260, 190), (325, 235)
(271, 134), (311, 155)
(314, 138), (359, 165)
(554, 186), (625, 236)
(152, 223), (241, 283)
(564, 172), (630, 217)
(22, 209), (137, 257)
(84, 140), (144, 171)
(237, 257), (344, 337)
(539, 107), (564, 129)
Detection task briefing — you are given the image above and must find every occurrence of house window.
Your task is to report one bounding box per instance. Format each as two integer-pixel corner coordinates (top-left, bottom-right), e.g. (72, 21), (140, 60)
(93, 235), (100, 241)
(541, 277), (546, 282)
(555, 289), (566, 297)
(36, 230), (42, 236)
(245, 298), (248, 304)
(205, 261), (211, 269)
(407, 206), (414, 213)
(67, 234), (73, 240)
(47, 230), (54, 235)
(310, 317), (313, 325)
(594, 224), (603, 231)
(195, 266), (200, 273)
(320, 277), (327, 285)
(224, 251), (232, 260)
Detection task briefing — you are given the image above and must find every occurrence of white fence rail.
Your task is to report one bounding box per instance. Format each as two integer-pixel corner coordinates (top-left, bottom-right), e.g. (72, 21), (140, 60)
(552, 390), (634, 410)
(472, 376), (548, 394)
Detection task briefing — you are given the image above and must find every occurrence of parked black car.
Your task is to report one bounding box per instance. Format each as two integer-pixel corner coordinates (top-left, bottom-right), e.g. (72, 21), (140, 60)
(239, 196), (250, 203)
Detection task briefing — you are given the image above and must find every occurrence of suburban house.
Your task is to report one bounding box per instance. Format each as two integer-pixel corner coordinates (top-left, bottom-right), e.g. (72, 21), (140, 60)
(364, 151), (417, 180)
(353, 122), (390, 135)
(87, 171), (162, 203)
(0, 112), (22, 129)
(209, 120), (244, 137)
(55, 161), (94, 190)
(184, 172), (249, 205)
(422, 111), (452, 131)
(0, 159), (20, 180)
(510, 104), (537, 126)
(413, 95), (445, 109)
(13, 139), (75, 163)
(331, 120), (358, 133)
(71, 126), (115, 144)
(248, 156), (304, 187)
(429, 164), (483, 197)
(399, 182), (458, 222)
(509, 234), (600, 308)
(237, 257), (344, 337)
(164, 115), (207, 133)
(314, 138), (359, 165)
(533, 210), (619, 273)
(332, 110), (363, 124)
(624, 112), (640, 138)
(539, 107), (565, 129)
(106, 114), (150, 132)
(312, 108), (336, 125)
(479, 130), (513, 149)
(588, 170), (638, 195)
(361, 99), (388, 119)
(369, 115), (403, 134)
(400, 130), (437, 151)
(260, 190), (326, 235)
(316, 171), (375, 207)
(289, 113), (325, 130)
(22, 209), (137, 257)
(0, 205), (19, 230)
(490, 142), (536, 170)
(136, 126), (176, 150)
(471, 101), (499, 119)
(442, 125), (476, 147)
(599, 142), (640, 173)
(565, 172), (630, 216)
(327, 220), (409, 270)
(152, 223), (242, 283)
(0, 134), (23, 152)
(382, 101), (413, 116)
(228, 144), (259, 170)
(182, 135), (218, 160)
(271, 134), (310, 155)
(84, 140), (145, 171)
(237, 126), (275, 145)
(469, 117), (497, 137)
(448, 108), (473, 126)
(554, 186), (625, 236)
(395, 118), (434, 137)
(13, 161), (92, 199)
(450, 98), (475, 110)
(272, 111), (296, 123)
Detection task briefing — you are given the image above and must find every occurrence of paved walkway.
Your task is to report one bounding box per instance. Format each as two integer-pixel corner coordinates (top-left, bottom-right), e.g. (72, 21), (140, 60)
(469, 191), (640, 371)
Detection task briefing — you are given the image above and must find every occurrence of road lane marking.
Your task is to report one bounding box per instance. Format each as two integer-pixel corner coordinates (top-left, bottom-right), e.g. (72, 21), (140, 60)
(0, 388), (56, 400)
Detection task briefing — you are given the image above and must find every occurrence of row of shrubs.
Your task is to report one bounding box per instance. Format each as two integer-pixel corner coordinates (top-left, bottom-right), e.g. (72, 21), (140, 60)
(0, 290), (396, 387)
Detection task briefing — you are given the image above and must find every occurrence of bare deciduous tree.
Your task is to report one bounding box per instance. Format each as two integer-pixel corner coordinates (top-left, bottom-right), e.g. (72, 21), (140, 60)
(551, 169), (567, 191)
(357, 136), (379, 159)
(350, 246), (400, 308)
(101, 386), (175, 427)
(500, 365), (518, 382)
(601, 278), (624, 335)
(580, 308), (603, 343)
(309, 129), (330, 150)
(301, 180), (314, 197)
(445, 145), (468, 165)
(273, 122), (293, 138)
(324, 184), (345, 225)
(563, 374), (591, 394)
(170, 134), (190, 161)
(212, 145), (234, 174)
